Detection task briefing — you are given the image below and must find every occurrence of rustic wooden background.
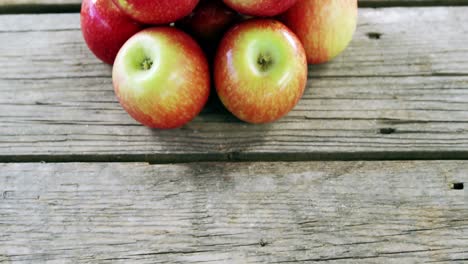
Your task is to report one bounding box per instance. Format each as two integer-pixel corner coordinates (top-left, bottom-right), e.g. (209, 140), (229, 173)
(0, 0), (467, 263)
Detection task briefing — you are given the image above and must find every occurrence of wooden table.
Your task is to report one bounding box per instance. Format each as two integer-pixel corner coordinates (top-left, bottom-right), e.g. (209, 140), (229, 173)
(1, 1), (467, 263)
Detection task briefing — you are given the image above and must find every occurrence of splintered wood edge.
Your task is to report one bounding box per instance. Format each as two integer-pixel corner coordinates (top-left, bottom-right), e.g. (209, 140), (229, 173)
(0, 161), (466, 263)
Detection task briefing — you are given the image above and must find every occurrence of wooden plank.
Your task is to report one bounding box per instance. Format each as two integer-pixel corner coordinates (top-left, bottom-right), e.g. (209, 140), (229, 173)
(2, 0), (77, 4)
(0, 0), (79, 14)
(7, 0), (464, 5)
(362, 0), (468, 6)
(1, 8), (468, 162)
(0, 161), (466, 263)
(1, 0), (468, 14)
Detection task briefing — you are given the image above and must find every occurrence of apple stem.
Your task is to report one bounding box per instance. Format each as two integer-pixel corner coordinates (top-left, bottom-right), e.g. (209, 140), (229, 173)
(257, 53), (273, 72)
(141, 58), (153, 71)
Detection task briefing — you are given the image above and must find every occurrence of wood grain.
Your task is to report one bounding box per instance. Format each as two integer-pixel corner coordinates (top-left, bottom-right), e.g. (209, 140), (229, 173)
(0, 161), (466, 263)
(1, 8), (468, 162)
(1, 0), (468, 14)
(1, 0), (76, 4)
(362, 0), (468, 6)
(0, 0), (79, 14)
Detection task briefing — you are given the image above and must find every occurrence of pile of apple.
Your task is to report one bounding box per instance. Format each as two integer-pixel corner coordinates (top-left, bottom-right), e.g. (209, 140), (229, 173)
(81, 0), (358, 129)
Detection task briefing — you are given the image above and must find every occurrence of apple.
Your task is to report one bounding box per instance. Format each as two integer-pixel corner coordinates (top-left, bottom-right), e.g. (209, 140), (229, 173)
(112, 0), (199, 25)
(214, 19), (308, 124)
(80, 0), (142, 65)
(177, 0), (239, 53)
(223, 0), (298, 17)
(282, 0), (358, 64)
(112, 27), (210, 129)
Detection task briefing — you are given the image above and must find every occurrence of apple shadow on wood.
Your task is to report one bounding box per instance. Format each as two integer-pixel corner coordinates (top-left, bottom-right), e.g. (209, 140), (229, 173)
(143, 59), (337, 158)
(307, 60), (334, 79)
(148, 88), (273, 157)
(146, 17), (311, 152)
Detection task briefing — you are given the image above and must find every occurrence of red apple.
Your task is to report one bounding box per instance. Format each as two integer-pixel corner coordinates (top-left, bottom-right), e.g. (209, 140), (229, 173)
(282, 0), (358, 64)
(223, 0), (298, 17)
(112, 28), (210, 129)
(112, 0), (199, 25)
(214, 19), (308, 124)
(80, 0), (142, 65)
(178, 0), (239, 46)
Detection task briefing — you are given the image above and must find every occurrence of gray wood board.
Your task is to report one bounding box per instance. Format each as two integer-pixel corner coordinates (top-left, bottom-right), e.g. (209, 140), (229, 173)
(1, 0), (468, 14)
(0, 161), (467, 263)
(362, 0), (468, 6)
(1, 8), (468, 162)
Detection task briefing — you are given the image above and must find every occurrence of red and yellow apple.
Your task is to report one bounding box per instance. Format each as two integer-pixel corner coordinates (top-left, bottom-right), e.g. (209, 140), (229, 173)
(282, 0), (358, 64)
(80, 0), (142, 65)
(112, 28), (210, 129)
(112, 0), (199, 25)
(214, 19), (308, 124)
(178, 0), (239, 45)
(223, 0), (298, 17)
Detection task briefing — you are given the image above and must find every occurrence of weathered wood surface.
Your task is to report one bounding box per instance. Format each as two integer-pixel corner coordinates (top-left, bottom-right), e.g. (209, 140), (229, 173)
(0, 8), (464, 161)
(1, 0), (468, 13)
(0, 0), (79, 14)
(0, 161), (466, 263)
(0, 0), (77, 6)
(1, 8), (468, 162)
(362, 0), (468, 6)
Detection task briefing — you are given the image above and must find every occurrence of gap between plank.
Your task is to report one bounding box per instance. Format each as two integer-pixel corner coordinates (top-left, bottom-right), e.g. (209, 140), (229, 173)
(0, 4), (80, 14)
(1, 151), (468, 164)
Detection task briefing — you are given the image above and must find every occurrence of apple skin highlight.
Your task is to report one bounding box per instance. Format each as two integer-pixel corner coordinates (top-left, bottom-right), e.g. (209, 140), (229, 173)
(113, 28), (210, 129)
(80, 0), (142, 65)
(113, 0), (199, 25)
(282, 0), (358, 64)
(214, 20), (308, 124)
(223, 0), (298, 17)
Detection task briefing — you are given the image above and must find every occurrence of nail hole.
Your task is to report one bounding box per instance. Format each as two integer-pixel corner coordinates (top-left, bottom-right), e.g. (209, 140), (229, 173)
(451, 182), (464, 190)
(259, 239), (268, 247)
(367, 32), (382, 40)
(379, 128), (396, 135)
(2, 190), (13, 199)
